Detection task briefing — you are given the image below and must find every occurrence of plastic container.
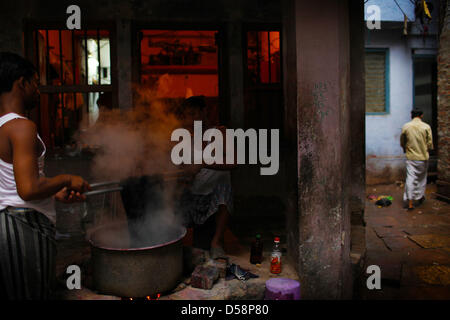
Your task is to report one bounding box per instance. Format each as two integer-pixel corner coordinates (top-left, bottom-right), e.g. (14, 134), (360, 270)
(265, 278), (301, 300)
(270, 237), (282, 274)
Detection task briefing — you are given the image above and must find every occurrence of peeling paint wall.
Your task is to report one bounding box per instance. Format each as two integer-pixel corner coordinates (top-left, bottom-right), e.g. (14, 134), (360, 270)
(437, 0), (450, 197)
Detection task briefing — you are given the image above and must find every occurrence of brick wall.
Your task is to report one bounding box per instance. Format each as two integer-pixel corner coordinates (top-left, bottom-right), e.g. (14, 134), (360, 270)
(437, 0), (450, 197)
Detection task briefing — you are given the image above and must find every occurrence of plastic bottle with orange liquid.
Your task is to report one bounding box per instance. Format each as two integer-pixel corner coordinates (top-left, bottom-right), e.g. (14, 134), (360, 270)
(270, 237), (282, 274)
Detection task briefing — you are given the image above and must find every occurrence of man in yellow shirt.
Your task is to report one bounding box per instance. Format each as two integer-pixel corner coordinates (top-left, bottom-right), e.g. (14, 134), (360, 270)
(400, 108), (433, 210)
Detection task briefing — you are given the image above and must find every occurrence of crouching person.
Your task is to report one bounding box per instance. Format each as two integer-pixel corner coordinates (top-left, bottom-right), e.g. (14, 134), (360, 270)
(175, 96), (236, 260)
(0, 52), (90, 300)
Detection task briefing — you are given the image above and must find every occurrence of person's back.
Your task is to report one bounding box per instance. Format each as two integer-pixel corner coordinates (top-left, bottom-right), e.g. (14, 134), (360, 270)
(400, 108), (433, 210)
(401, 117), (433, 161)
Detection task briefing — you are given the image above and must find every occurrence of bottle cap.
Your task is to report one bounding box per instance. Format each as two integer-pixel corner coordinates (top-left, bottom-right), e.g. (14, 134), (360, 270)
(256, 234), (261, 239)
(274, 237), (280, 242)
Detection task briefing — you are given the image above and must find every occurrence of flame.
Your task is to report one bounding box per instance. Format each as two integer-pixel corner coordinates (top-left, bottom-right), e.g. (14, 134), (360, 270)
(122, 294), (161, 301)
(145, 293), (161, 300)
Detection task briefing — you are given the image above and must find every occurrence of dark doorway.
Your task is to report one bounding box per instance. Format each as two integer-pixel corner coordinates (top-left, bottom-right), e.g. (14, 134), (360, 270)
(244, 29), (282, 130)
(413, 55), (438, 156)
(230, 27), (286, 247)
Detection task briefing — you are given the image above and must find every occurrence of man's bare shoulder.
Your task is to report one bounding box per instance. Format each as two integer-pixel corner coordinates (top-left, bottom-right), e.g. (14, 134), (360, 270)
(2, 118), (37, 140)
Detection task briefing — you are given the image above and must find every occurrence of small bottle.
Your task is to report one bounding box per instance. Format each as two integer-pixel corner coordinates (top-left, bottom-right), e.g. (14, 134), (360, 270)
(270, 237), (282, 274)
(250, 234), (263, 264)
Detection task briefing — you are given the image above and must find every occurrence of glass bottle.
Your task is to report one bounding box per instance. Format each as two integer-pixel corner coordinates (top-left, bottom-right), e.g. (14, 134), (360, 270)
(250, 234), (263, 264)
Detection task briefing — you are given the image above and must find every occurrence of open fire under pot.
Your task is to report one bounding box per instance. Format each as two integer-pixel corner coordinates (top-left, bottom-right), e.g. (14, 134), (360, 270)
(84, 173), (188, 298)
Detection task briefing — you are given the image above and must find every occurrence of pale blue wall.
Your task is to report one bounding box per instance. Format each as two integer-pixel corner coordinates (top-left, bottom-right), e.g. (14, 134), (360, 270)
(366, 32), (412, 158)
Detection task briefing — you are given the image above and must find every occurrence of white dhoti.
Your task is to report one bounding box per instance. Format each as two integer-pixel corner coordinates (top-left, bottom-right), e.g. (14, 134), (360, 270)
(403, 160), (428, 201)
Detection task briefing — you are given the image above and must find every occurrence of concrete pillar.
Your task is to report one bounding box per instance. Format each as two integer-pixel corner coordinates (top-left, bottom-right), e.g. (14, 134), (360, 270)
(348, 0), (366, 296)
(282, 0), (354, 299)
(0, 0), (33, 54)
(437, 1), (450, 199)
(349, 0), (366, 218)
(116, 19), (133, 110)
(282, 0), (300, 278)
(226, 21), (245, 128)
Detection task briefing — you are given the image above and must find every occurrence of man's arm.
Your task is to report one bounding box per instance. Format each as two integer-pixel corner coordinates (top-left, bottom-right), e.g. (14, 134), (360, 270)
(400, 127), (407, 153)
(9, 119), (89, 201)
(426, 125), (434, 151)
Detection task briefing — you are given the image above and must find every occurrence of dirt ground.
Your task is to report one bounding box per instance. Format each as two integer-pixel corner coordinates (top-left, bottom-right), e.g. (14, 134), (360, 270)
(357, 182), (450, 299)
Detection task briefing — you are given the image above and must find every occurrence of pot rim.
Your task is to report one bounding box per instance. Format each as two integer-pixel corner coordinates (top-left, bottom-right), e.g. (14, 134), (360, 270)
(88, 223), (187, 252)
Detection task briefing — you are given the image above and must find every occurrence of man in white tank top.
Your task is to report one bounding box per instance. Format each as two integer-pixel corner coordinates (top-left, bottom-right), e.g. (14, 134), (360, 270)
(0, 52), (91, 300)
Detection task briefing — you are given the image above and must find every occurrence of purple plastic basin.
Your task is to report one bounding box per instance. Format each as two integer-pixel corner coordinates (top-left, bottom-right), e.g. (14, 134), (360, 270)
(264, 278), (301, 300)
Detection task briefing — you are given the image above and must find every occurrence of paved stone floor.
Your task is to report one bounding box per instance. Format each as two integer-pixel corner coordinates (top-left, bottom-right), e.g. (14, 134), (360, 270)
(357, 183), (450, 299)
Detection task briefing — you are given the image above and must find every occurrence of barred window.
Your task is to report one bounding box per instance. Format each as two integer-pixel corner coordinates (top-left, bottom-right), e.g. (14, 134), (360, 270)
(365, 49), (389, 114)
(246, 31), (281, 85)
(29, 28), (114, 149)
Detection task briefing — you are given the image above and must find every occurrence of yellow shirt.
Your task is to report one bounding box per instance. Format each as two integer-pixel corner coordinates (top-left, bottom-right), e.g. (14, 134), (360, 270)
(400, 117), (433, 161)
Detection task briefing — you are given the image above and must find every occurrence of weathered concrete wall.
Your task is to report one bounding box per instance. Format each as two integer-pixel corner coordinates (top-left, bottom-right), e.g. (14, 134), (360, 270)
(437, 0), (450, 197)
(281, 0), (300, 277)
(283, 0), (354, 299)
(350, 0), (366, 215)
(116, 20), (133, 111)
(349, 0), (366, 295)
(0, 0), (36, 53)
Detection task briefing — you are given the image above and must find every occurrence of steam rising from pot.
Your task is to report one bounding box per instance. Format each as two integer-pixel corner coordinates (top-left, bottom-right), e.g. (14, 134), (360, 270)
(76, 86), (184, 181)
(77, 85), (193, 248)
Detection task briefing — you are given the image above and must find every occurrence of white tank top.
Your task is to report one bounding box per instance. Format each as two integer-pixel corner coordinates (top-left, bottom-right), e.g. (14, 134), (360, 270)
(0, 113), (56, 223)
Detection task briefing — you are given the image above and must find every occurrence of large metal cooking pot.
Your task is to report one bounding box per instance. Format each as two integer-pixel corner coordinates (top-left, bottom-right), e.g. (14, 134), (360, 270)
(89, 222), (186, 297)
(84, 173), (189, 297)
